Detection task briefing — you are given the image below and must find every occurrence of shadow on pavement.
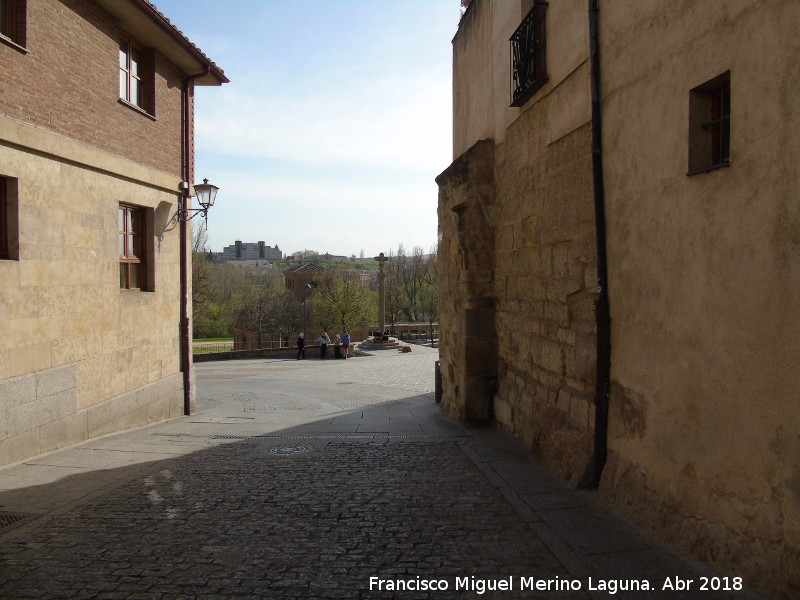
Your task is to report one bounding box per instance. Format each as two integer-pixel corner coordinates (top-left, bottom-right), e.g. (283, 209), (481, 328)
(0, 390), (764, 599)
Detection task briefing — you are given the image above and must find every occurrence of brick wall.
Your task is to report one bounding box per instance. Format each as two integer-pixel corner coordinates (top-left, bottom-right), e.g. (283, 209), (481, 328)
(0, 0), (184, 177)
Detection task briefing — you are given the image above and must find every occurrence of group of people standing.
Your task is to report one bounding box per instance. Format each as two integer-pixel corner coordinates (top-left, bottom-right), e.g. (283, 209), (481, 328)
(296, 330), (351, 360)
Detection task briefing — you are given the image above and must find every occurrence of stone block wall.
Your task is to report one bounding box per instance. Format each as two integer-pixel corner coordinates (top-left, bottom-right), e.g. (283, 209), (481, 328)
(442, 0), (598, 483)
(0, 114), (186, 468)
(442, 1), (799, 596)
(437, 120), (598, 485)
(492, 119), (597, 484)
(436, 140), (498, 424)
(0, 366), (182, 466)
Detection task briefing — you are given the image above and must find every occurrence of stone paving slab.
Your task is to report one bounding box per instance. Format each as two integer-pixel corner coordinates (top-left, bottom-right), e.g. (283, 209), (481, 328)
(0, 348), (765, 599)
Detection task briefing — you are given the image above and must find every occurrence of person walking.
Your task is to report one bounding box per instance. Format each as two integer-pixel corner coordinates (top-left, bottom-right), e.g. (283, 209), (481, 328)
(296, 333), (305, 360)
(316, 331), (330, 359)
(341, 330), (351, 359)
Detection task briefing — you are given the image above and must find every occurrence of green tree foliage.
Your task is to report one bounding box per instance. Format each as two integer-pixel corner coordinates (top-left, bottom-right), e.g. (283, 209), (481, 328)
(191, 260), (250, 339)
(191, 238), (439, 343)
(290, 249), (319, 260)
(309, 266), (376, 332)
(191, 222), (213, 310)
(192, 223), (224, 338)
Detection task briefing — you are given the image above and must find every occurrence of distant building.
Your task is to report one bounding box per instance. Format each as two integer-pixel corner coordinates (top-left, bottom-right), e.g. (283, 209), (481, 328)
(319, 253), (349, 264)
(220, 241), (282, 261)
(283, 262), (327, 302)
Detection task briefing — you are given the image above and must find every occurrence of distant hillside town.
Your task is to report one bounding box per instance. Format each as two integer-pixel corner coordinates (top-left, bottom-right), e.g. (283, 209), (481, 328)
(209, 241), (382, 265)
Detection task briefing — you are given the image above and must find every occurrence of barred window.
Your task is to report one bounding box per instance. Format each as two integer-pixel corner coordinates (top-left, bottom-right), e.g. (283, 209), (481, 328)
(510, 0), (547, 107)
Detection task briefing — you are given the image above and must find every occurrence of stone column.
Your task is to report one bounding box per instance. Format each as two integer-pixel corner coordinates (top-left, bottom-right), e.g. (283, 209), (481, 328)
(374, 252), (388, 336)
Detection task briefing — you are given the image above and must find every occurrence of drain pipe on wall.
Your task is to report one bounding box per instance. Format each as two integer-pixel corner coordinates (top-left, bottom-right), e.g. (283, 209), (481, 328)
(180, 65), (210, 416)
(586, 0), (612, 489)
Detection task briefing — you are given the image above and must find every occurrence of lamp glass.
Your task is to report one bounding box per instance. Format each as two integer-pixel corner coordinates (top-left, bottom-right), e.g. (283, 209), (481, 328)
(194, 178), (219, 209)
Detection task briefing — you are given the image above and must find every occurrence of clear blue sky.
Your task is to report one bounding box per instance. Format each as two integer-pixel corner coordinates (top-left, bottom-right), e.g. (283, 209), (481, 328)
(151, 0), (461, 257)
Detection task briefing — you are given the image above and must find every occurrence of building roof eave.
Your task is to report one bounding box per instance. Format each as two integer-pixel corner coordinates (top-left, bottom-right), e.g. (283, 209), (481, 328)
(94, 0), (229, 85)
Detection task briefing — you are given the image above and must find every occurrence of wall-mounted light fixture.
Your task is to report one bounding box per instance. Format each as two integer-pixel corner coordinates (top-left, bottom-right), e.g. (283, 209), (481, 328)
(179, 178), (219, 222)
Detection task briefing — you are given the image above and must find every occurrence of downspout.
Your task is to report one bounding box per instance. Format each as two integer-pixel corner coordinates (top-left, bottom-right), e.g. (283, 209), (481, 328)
(586, 0), (611, 489)
(180, 65), (210, 416)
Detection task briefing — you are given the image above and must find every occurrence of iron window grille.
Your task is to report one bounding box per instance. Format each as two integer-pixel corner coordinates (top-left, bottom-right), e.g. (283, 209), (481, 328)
(510, 1), (548, 107)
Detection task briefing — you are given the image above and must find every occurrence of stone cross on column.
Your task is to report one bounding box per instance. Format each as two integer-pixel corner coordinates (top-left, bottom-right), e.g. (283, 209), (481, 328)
(374, 252), (388, 337)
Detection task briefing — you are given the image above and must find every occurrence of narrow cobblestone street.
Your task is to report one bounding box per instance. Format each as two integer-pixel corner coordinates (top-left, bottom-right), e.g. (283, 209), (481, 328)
(0, 349), (763, 599)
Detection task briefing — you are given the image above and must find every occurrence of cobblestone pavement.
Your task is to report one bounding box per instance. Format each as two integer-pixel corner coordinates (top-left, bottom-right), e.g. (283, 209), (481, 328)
(0, 348), (764, 599)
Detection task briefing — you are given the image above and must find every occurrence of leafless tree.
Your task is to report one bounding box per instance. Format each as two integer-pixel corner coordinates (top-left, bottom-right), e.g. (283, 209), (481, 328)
(395, 244), (429, 321)
(233, 285), (273, 348)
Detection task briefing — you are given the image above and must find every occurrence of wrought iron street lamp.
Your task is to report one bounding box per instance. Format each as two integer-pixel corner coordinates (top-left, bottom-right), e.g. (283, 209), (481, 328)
(179, 177), (219, 416)
(179, 178), (219, 222)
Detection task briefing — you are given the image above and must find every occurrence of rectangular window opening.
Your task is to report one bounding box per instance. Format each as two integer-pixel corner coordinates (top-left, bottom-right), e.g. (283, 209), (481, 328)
(118, 35), (155, 116)
(0, 176), (19, 261)
(688, 72), (731, 175)
(0, 0), (26, 49)
(119, 203), (153, 291)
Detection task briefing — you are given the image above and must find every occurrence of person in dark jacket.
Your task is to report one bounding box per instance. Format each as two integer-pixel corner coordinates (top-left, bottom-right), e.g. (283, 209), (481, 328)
(316, 332), (330, 359)
(296, 333), (305, 360)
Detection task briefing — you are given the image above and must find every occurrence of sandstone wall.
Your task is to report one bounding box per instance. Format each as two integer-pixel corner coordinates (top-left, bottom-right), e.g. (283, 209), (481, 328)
(443, 0), (597, 480)
(443, 0), (799, 596)
(436, 139), (498, 423)
(598, 1), (800, 595)
(0, 116), (185, 467)
(492, 118), (597, 485)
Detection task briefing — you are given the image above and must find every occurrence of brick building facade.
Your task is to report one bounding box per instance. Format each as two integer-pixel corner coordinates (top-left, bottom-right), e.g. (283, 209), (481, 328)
(0, 0), (227, 466)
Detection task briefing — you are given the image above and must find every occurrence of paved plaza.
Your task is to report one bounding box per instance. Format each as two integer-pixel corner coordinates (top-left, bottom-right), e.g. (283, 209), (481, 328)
(0, 347), (763, 599)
